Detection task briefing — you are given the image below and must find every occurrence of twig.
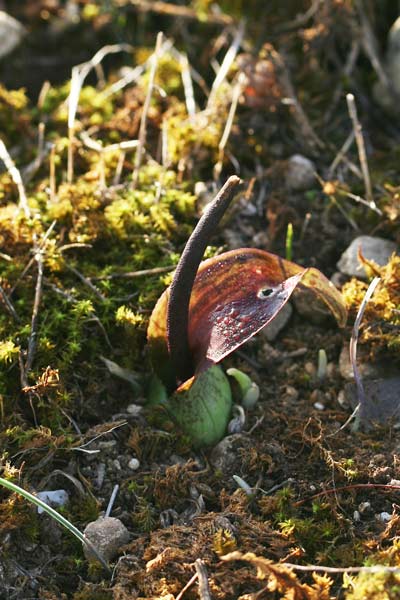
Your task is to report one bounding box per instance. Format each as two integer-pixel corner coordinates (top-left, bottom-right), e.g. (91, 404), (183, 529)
(346, 93), (375, 209)
(270, 49), (324, 152)
(67, 43), (134, 183)
(328, 130), (358, 178)
(274, 0), (323, 33)
(25, 249), (44, 373)
(65, 263), (106, 302)
(0, 283), (19, 321)
(350, 276), (381, 424)
(283, 562), (400, 575)
(89, 265), (175, 281)
(175, 572), (199, 600)
(207, 22), (245, 109)
(22, 122), (48, 184)
(132, 32), (164, 187)
(178, 51), (196, 118)
(0, 139), (31, 219)
(49, 144), (57, 202)
(355, 0), (398, 103)
(294, 482), (400, 508)
(9, 220), (57, 297)
(214, 73), (244, 180)
(324, 39), (360, 126)
(194, 559), (212, 600)
(105, 484), (119, 518)
(113, 0), (233, 26)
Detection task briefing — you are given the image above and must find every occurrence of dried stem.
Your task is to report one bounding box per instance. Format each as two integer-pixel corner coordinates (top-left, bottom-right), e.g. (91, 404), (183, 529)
(67, 43), (134, 183)
(214, 73), (244, 180)
(207, 22), (244, 109)
(175, 572), (198, 600)
(346, 93), (375, 209)
(0, 139), (31, 219)
(90, 265), (174, 281)
(65, 263), (106, 302)
(0, 283), (19, 321)
(194, 559), (212, 600)
(114, 0), (233, 26)
(350, 275), (381, 424)
(167, 175), (241, 384)
(25, 249), (44, 373)
(132, 32), (164, 187)
(270, 49), (324, 152)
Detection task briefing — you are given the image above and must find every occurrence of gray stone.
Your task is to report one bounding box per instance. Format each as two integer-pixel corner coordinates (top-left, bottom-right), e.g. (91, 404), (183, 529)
(337, 235), (397, 278)
(373, 17), (400, 112)
(260, 301), (292, 342)
(338, 345), (393, 381)
(83, 516), (130, 562)
(285, 154), (316, 191)
(344, 377), (400, 425)
(0, 12), (25, 60)
(36, 489), (69, 514)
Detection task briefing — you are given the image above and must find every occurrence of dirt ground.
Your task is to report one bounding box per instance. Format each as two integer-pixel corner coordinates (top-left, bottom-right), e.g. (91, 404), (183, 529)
(0, 2), (400, 599)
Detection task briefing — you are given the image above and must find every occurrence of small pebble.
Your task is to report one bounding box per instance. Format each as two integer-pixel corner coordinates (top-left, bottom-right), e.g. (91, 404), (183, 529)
(126, 404), (143, 417)
(313, 402), (325, 411)
(337, 235), (397, 279)
(359, 501), (371, 513)
(0, 11), (25, 59)
(96, 462), (106, 489)
(337, 389), (348, 408)
(83, 516), (130, 562)
(37, 489), (69, 514)
(98, 440), (117, 451)
(261, 302), (292, 342)
(304, 362), (316, 377)
(353, 510), (361, 522)
(284, 385), (299, 401)
(285, 154), (316, 191)
(112, 459), (121, 471)
(128, 458), (140, 471)
(377, 511), (392, 523)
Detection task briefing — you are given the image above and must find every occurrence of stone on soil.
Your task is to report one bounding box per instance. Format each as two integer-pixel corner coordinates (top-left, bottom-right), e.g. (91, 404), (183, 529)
(83, 516), (130, 562)
(337, 235), (397, 278)
(285, 154), (316, 191)
(260, 301), (292, 342)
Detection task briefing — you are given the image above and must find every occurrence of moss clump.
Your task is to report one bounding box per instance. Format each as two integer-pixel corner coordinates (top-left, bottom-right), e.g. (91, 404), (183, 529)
(344, 571), (400, 600)
(341, 254), (400, 360)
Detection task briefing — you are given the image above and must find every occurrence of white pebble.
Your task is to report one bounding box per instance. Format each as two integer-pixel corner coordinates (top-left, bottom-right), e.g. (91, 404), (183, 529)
(313, 402), (325, 411)
(353, 510), (361, 522)
(126, 404), (143, 417)
(128, 458), (140, 471)
(358, 501), (371, 513)
(377, 511), (392, 523)
(37, 489), (69, 514)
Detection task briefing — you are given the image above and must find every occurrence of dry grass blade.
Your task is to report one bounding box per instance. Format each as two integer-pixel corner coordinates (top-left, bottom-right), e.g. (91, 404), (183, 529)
(0, 138), (31, 219)
(207, 22), (244, 109)
(67, 43), (134, 183)
(132, 32), (164, 187)
(350, 275), (381, 423)
(346, 93), (375, 209)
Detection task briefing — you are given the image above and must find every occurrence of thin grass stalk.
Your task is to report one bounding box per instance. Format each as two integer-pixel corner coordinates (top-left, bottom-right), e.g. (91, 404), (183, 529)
(0, 477), (110, 574)
(132, 32), (164, 187)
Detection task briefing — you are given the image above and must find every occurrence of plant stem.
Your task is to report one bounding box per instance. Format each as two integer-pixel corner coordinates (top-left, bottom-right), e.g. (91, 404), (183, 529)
(167, 175), (241, 385)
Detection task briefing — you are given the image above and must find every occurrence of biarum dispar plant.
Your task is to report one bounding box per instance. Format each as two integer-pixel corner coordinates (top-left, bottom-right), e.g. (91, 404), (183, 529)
(147, 176), (347, 448)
